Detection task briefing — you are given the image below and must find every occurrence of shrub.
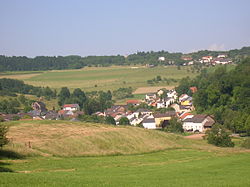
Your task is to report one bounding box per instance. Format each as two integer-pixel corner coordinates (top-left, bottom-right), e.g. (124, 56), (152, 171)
(164, 117), (184, 133)
(205, 124), (234, 147)
(241, 138), (250, 149)
(119, 117), (130, 125)
(0, 124), (9, 148)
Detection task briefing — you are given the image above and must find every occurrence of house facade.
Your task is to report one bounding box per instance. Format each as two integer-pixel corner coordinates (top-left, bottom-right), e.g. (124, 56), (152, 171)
(182, 114), (215, 132)
(63, 104), (80, 111)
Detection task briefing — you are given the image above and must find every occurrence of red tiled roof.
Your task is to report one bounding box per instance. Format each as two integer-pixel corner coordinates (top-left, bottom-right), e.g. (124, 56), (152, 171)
(180, 112), (192, 119)
(63, 104), (79, 108)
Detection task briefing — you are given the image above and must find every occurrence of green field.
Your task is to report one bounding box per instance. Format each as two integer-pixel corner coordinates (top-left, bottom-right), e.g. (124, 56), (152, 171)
(0, 66), (198, 92)
(1, 121), (250, 186)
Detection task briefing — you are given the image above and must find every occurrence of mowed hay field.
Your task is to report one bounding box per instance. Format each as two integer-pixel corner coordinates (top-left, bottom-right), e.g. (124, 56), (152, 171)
(0, 66), (198, 91)
(4, 120), (183, 157)
(1, 121), (250, 186)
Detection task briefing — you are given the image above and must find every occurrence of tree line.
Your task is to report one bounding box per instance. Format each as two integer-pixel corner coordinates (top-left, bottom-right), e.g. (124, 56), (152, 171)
(1, 47), (249, 72)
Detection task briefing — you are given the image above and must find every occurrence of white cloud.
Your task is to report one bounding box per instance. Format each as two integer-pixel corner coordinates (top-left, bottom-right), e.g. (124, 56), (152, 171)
(208, 43), (225, 51)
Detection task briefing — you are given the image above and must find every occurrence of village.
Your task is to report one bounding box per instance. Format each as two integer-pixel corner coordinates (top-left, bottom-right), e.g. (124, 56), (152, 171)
(0, 86), (215, 134)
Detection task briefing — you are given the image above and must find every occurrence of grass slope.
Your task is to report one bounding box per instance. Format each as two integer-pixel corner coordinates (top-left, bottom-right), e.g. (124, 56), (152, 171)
(4, 120), (185, 157)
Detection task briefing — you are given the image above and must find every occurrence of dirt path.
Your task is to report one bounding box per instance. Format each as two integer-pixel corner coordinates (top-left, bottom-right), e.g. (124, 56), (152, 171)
(184, 134), (205, 140)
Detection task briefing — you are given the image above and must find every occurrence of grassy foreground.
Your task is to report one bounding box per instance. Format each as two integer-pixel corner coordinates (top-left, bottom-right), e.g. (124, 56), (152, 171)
(1, 120), (250, 186)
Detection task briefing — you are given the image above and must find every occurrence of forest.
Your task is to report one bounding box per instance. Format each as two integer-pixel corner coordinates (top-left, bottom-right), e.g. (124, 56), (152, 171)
(0, 46), (250, 72)
(176, 57), (250, 135)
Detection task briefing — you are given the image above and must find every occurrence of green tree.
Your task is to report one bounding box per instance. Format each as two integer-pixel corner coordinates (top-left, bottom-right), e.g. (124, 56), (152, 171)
(205, 124), (234, 147)
(0, 124), (9, 148)
(58, 87), (70, 106)
(164, 117), (184, 133)
(105, 116), (116, 125)
(119, 117), (130, 125)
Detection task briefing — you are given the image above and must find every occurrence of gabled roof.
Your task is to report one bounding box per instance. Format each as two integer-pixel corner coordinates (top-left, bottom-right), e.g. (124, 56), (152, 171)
(63, 104), (79, 108)
(183, 114), (208, 123)
(143, 118), (155, 123)
(153, 111), (176, 118)
(136, 108), (151, 113)
(179, 112), (192, 120)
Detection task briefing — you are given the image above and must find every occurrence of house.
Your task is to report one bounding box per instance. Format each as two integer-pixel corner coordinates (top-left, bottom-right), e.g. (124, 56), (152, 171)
(44, 110), (58, 120)
(153, 111), (176, 128)
(134, 108), (152, 118)
(146, 93), (157, 100)
(63, 104), (80, 111)
(142, 116), (156, 129)
(104, 105), (127, 117)
(31, 101), (47, 116)
(157, 89), (164, 96)
(182, 114), (215, 132)
(201, 56), (213, 63)
(179, 94), (189, 102)
(158, 57), (165, 61)
(156, 97), (174, 108)
(217, 54), (227, 58)
(181, 56), (193, 61)
(181, 96), (192, 106)
(167, 90), (178, 100)
(58, 110), (75, 119)
(189, 86), (197, 93)
(126, 100), (141, 106)
(213, 58), (232, 65)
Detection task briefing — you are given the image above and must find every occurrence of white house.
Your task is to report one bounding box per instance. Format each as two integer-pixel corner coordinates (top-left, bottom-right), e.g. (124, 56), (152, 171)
(63, 104), (80, 111)
(158, 57), (165, 61)
(142, 117), (156, 129)
(182, 114), (215, 132)
(217, 54), (227, 58)
(146, 93), (157, 100)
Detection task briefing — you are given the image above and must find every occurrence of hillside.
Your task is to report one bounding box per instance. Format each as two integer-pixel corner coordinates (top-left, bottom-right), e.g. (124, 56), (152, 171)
(5, 120), (186, 157)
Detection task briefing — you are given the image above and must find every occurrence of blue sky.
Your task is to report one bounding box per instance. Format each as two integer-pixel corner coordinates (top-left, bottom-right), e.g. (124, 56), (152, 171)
(0, 0), (250, 57)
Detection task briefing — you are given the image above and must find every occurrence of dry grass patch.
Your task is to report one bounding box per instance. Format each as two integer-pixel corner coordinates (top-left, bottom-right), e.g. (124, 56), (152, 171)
(5, 121), (182, 157)
(133, 86), (175, 94)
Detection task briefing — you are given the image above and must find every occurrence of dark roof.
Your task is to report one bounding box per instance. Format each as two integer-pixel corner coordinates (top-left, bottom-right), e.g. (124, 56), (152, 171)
(153, 111), (176, 118)
(143, 118), (155, 123)
(136, 108), (151, 113)
(183, 114), (207, 123)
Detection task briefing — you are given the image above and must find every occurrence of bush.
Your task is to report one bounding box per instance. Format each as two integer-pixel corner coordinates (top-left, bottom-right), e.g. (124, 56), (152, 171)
(105, 116), (116, 125)
(0, 124), (9, 148)
(205, 124), (234, 147)
(241, 138), (250, 149)
(119, 117), (130, 125)
(164, 117), (184, 133)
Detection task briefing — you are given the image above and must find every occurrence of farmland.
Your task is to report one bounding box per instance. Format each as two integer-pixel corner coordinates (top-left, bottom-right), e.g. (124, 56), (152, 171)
(0, 121), (250, 186)
(0, 66), (198, 92)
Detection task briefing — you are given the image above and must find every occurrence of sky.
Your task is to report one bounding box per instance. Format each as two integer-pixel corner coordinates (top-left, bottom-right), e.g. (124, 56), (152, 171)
(0, 0), (250, 57)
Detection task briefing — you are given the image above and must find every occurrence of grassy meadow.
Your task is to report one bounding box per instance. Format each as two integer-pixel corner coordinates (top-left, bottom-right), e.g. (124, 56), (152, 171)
(0, 121), (250, 186)
(0, 66), (198, 92)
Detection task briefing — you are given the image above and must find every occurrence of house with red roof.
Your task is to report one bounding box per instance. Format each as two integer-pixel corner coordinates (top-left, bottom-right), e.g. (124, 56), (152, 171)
(63, 104), (80, 111)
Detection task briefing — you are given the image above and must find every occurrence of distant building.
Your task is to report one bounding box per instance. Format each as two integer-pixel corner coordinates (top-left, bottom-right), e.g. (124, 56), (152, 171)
(158, 57), (165, 61)
(63, 104), (80, 111)
(182, 114), (215, 132)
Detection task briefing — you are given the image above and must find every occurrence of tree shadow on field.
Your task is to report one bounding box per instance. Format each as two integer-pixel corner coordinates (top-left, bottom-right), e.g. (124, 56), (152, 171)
(0, 149), (25, 173)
